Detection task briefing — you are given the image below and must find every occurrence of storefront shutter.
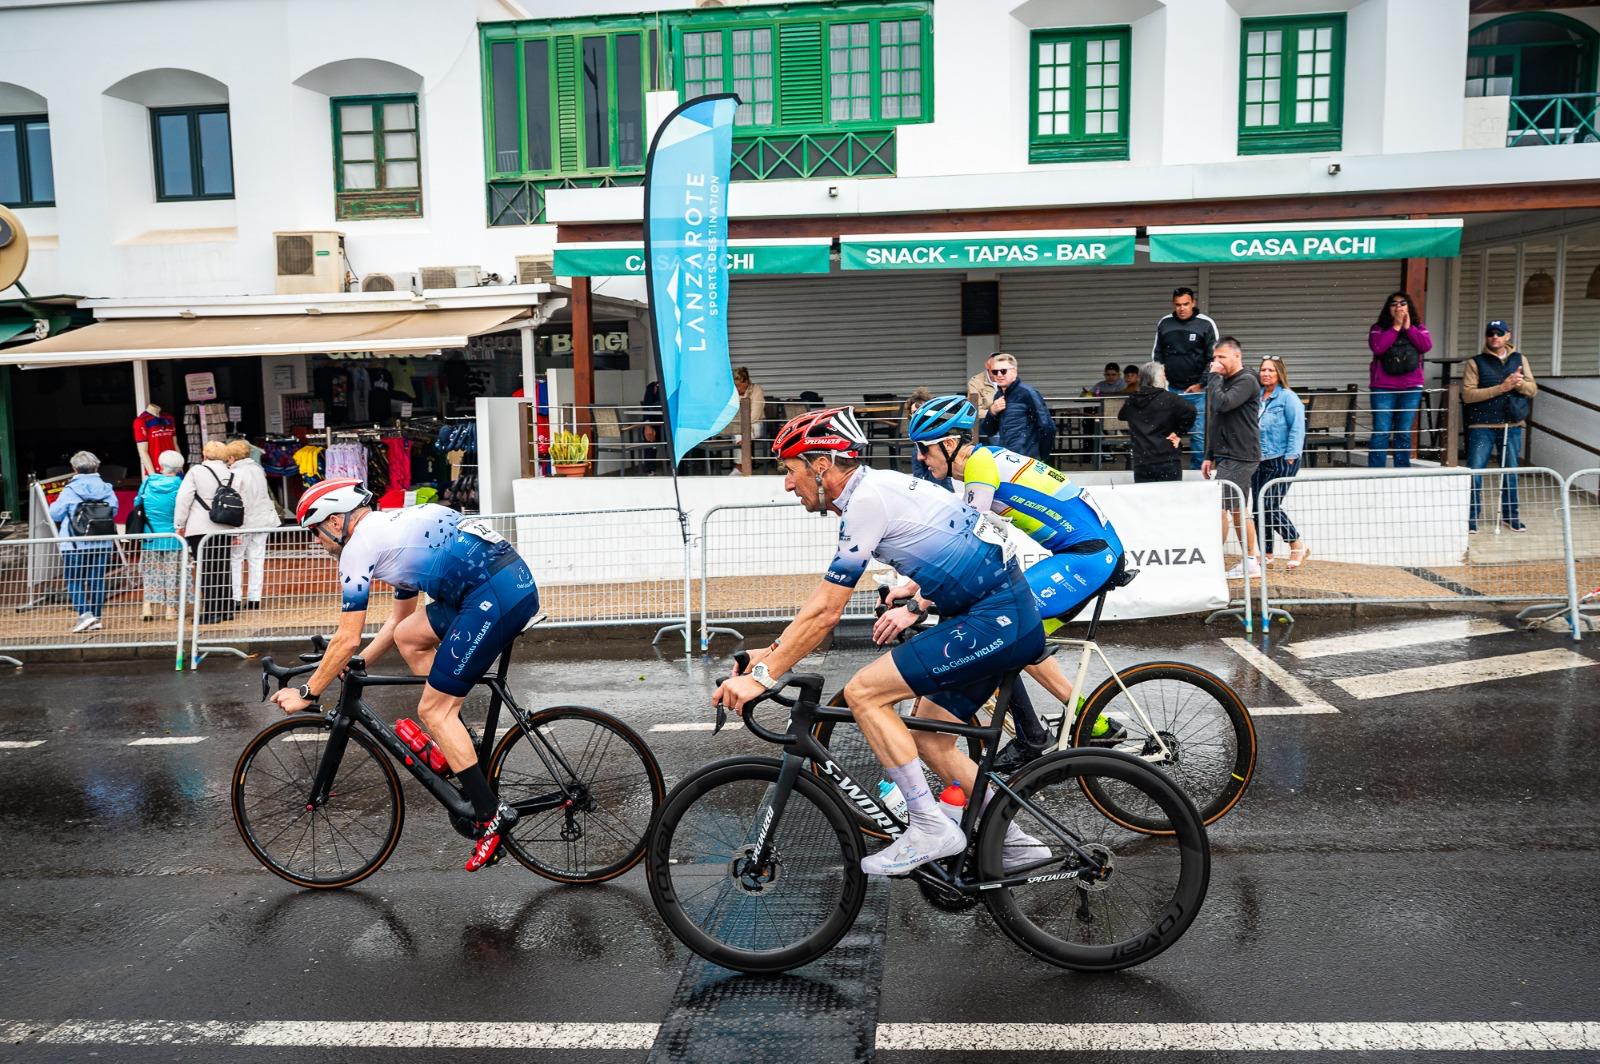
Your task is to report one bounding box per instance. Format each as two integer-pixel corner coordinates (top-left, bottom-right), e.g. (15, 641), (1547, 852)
(729, 273), (966, 401)
(778, 23), (824, 124)
(555, 37), (581, 171)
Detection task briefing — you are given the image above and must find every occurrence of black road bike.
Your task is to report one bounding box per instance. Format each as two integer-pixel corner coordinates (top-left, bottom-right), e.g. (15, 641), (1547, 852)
(235, 634), (664, 889)
(646, 651), (1210, 975)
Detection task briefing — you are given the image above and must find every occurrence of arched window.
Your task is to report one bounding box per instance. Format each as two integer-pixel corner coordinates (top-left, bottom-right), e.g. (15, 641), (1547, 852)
(1466, 14), (1598, 98)
(0, 83), (53, 208)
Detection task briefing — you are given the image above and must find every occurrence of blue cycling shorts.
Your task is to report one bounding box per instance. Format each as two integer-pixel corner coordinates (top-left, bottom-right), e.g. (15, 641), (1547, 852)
(1024, 540), (1122, 627)
(891, 570), (1045, 720)
(424, 556), (541, 696)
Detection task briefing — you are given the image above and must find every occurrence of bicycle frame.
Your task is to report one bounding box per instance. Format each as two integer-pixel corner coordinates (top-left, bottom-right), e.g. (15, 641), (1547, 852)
(1044, 637), (1171, 761)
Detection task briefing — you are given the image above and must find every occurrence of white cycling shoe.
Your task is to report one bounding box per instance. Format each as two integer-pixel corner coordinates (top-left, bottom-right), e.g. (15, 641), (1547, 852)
(861, 815), (966, 877)
(1002, 824), (1053, 873)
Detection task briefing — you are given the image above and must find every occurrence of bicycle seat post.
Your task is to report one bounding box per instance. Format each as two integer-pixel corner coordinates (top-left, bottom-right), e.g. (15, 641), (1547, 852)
(1084, 590), (1109, 643)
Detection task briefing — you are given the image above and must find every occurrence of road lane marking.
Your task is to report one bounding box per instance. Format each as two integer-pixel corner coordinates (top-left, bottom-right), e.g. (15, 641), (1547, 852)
(875, 1021), (1600, 1052)
(1223, 637), (1339, 715)
(650, 722), (719, 732)
(1248, 705), (1341, 716)
(9, 1018), (1600, 1052)
(1284, 618), (1513, 659)
(1335, 648), (1596, 700)
(126, 736), (208, 746)
(281, 734), (328, 742)
(0, 740), (45, 749)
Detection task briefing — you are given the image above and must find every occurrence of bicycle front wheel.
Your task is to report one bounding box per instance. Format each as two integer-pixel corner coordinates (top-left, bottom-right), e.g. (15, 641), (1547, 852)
(231, 715), (404, 890)
(1071, 661), (1256, 833)
(647, 757), (867, 975)
(978, 749), (1209, 972)
(489, 705), (664, 884)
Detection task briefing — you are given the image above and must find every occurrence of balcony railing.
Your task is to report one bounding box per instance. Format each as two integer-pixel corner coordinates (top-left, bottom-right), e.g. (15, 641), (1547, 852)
(487, 174), (644, 227)
(731, 128), (896, 182)
(1508, 93), (1600, 147)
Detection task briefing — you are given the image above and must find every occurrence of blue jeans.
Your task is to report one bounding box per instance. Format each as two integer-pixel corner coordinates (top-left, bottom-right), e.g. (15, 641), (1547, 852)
(1468, 426), (1522, 528)
(1169, 387), (1205, 470)
(63, 545), (112, 617)
(1368, 387), (1421, 467)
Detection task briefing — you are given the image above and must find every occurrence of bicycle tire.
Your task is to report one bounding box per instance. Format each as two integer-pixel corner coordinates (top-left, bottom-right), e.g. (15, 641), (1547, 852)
(1070, 661), (1256, 833)
(977, 748), (1209, 972)
(647, 756), (867, 975)
(489, 705), (665, 884)
(812, 691), (984, 841)
(231, 715), (404, 890)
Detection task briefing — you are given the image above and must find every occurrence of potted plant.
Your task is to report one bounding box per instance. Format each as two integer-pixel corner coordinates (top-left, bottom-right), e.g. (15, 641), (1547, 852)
(549, 430), (591, 477)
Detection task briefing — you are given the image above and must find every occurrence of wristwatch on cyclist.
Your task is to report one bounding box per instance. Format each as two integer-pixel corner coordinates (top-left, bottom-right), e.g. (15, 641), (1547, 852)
(296, 683), (320, 705)
(902, 598), (926, 618)
(750, 662), (780, 690)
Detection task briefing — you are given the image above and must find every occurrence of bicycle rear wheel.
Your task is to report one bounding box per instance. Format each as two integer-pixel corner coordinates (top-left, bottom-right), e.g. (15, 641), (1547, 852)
(231, 716), (404, 890)
(489, 705), (664, 884)
(647, 757), (866, 975)
(1070, 661), (1256, 833)
(978, 749), (1209, 972)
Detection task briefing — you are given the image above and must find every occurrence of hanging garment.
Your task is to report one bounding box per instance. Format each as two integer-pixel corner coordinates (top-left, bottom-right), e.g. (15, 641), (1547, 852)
(293, 444), (326, 486)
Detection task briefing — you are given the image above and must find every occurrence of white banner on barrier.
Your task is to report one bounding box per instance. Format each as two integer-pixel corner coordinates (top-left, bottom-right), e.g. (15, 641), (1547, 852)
(1007, 481), (1229, 621)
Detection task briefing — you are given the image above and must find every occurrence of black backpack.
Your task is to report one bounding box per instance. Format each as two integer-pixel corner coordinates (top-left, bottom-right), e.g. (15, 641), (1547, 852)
(198, 466), (246, 527)
(69, 498), (118, 537)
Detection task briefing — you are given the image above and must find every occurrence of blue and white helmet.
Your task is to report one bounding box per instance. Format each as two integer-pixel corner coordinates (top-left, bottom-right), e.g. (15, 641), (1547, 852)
(906, 394), (976, 442)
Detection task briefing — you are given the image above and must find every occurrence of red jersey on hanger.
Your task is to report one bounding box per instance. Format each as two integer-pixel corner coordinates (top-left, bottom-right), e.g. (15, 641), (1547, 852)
(133, 411), (179, 466)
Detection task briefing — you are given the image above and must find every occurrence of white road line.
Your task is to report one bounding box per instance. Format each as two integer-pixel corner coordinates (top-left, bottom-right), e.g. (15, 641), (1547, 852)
(0, 740), (46, 749)
(875, 1021), (1600, 1052)
(126, 736), (208, 746)
(1284, 618), (1512, 659)
(22, 1019), (657, 1050)
(281, 733), (328, 742)
(1335, 648), (1596, 701)
(650, 722), (719, 732)
(1223, 637), (1339, 715)
(1248, 705), (1341, 716)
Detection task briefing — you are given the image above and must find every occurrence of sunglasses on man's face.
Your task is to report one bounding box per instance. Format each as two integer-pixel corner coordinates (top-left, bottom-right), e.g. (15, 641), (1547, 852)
(1487, 329), (1508, 338)
(988, 368), (1013, 377)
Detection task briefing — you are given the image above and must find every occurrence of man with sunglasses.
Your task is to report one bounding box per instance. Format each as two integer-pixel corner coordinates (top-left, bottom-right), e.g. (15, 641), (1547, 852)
(269, 480), (543, 872)
(1152, 287), (1219, 469)
(978, 352), (1056, 462)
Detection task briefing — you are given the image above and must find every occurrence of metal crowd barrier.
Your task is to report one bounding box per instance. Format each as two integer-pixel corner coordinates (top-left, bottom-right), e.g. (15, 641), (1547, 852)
(1562, 468), (1599, 635)
(0, 531), (188, 668)
(1205, 479), (1256, 633)
(1252, 466), (1582, 639)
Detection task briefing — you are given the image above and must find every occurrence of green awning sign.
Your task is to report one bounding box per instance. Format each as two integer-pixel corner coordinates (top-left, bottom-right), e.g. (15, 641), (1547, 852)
(553, 239), (831, 277)
(1147, 220), (1463, 264)
(840, 229), (1136, 270)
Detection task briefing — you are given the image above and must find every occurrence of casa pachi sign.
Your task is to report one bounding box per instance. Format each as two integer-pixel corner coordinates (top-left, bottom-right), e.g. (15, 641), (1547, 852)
(840, 229), (1137, 271)
(1147, 219), (1464, 264)
(554, 238), (830, 277)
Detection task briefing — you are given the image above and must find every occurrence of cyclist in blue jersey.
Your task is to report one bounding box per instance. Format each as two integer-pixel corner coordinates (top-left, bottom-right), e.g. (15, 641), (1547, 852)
(269, 479), (542, 871)
(713, 408), (1050, 876)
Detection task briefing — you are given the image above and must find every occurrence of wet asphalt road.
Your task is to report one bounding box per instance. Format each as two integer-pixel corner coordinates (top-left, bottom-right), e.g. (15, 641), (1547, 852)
(1, 614), (1598, 1062)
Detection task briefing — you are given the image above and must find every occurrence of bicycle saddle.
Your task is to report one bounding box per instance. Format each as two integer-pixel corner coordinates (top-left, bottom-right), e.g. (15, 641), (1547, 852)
(1112, 567), (1139, 588)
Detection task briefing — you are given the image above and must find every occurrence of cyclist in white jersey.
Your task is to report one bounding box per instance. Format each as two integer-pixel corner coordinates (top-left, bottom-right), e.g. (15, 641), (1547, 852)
(713, 408), (1050, 876)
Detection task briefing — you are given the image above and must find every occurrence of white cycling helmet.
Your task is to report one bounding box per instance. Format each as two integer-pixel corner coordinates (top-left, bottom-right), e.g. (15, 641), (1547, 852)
(296, 478), (373, 529)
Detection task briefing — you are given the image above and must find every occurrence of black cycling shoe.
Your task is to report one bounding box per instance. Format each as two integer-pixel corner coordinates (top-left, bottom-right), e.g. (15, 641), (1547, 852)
(992, 737), (1048, 774)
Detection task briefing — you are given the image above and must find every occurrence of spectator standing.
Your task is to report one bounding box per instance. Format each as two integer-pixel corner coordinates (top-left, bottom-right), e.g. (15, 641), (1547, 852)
(1152, 287), (1219, 469)
(732, 366), (766, 443)
(48, 450), (118, 633)
(1089, 362), (1124, 397)
(979, 353), (1056, 462)
(1122, 364), (1140, 394)
(175, 440), (240, 624)
(1253, 357), (1311, 568)
(225, 438), (278, 610)
(1121, 361), (1196, 483)
(1463, 319), (1537, 533)
(965, 365), (997, 421)
(1200, 337), (1263, 579)
(639, 379), (664, 471)
(133, 450), (186, 621)
(1366, 291), (1432, 467)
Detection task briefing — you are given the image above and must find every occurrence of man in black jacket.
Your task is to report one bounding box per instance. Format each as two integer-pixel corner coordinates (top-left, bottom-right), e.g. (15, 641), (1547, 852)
(1152, 288), (1219, 470)
(979, 352), (1056, 461)
(1200, 337), (1263, 579)
(1120, 362), (1196, 482)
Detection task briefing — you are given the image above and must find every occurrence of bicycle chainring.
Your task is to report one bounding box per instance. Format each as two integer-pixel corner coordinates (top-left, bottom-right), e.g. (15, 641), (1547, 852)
(915, 872), (980, 912)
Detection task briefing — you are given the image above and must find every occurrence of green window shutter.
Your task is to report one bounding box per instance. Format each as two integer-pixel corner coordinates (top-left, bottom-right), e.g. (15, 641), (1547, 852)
(778, 22), (823, 124)
(554, 36), (582, 171)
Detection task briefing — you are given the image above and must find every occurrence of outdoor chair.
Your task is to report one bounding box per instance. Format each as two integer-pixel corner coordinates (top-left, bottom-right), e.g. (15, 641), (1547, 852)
(591, 407), (659, 476)
(1092, 396), (1131, 471)
(1302, 385), (1358, 468)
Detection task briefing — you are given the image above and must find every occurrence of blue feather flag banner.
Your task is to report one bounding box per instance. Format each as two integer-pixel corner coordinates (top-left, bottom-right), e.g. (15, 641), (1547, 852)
(643, 94), (739, 465)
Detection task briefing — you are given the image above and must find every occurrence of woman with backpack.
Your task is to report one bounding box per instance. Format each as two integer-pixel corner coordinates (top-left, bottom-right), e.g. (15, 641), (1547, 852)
(176, 440), (244, 624)
(48, 450), (119, 633)
(1367, 291), (1432, 468)
(133, 449), (186, 621)
(225, 437), (279, 610)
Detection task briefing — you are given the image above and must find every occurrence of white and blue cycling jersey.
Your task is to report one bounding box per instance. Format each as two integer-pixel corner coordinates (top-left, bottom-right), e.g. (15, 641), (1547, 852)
(337, 504), (516, 613)
(824, 466), (1013, 615)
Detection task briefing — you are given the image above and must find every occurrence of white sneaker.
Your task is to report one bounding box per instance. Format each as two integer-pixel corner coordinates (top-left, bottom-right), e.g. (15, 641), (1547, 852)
(85, 617), (103, 632)
(1002, 823), (1053, 873)
(861, 815), (965, 877)
(71, 612), (96, 633)
(1224, 559), (1263, 580)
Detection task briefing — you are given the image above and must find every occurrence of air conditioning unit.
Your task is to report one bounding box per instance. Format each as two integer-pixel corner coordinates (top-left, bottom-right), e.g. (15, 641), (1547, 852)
(418, 265), (485, 291)
(515, 254), (554, 285)
(359, 271), (420, 294)
(275, 231), (345, 295)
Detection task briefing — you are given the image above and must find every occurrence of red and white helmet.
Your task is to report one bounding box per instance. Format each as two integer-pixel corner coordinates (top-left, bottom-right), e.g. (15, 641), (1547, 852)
(771, 406), (868, 461)
(296, 478), (373, 528)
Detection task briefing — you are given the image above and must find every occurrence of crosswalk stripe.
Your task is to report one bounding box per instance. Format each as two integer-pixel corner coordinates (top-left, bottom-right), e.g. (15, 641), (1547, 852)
(281, 734), (328, 742)
(0, 740), (46, 749)
(1334, 648), (1596, 700)
(126, 736), (207, 746)
(1248, 705), (1341, 716)
(1284, 618), (1512, 659)
(1223, 638), (1339, 715)
(650, 722), (719, 732)
(875, 1021), (1600, 1052)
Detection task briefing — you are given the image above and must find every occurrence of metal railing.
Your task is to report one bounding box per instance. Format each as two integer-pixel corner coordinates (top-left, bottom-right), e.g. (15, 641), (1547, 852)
(1508, 93), (1600, 147)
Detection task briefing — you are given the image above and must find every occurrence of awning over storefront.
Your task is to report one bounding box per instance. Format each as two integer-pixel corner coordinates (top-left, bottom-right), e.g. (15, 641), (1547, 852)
(839, 229), (1137, 270)
(0, 306), (531, 367)
(1147, 219), (1463, 264)
(551, 237), (832, 277)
